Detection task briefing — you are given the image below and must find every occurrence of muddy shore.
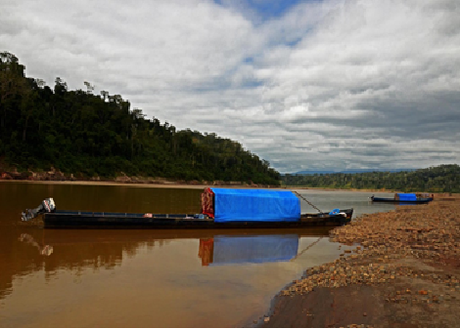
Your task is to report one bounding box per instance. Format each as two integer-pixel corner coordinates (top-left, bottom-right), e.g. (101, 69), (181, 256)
(0, 169), (393, 192)
(0, 170), (276, 190)
(260, 195), (460, 327)
(0, 177), (390, 193)
(0, 178), (215, 190)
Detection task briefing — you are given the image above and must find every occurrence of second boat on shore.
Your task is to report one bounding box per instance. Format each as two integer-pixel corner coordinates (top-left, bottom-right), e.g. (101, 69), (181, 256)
(370, 192), (433, 204)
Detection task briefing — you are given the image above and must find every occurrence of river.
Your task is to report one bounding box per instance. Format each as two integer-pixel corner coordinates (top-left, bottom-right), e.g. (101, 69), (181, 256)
(0, 182), (396, 327)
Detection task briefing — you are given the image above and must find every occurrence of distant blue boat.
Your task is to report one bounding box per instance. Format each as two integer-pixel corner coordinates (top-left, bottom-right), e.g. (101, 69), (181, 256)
(370, 193), (433, 204)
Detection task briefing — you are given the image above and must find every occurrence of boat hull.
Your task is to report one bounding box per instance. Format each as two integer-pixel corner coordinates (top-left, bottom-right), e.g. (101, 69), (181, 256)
(371, 196), (433, 204)
(42, 209), (353, 229)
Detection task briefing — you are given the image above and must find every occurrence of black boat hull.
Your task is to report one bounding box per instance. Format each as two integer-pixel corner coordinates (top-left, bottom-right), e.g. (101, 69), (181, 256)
(370, 196), (433, 204)
(42, 209), (353, 229)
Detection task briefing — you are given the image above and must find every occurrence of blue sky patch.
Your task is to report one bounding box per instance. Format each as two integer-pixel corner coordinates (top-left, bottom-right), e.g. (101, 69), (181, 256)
(214, 0), (322, 21)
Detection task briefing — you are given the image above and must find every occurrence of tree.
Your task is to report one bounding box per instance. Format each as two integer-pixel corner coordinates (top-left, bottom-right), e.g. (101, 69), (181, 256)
(83, 81), (94, 94)
(0, 52), (27, 134)
(0, 52), (282, 185)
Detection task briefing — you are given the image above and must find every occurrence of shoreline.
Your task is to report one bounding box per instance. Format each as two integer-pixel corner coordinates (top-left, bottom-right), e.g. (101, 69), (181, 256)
(0, 178), (407, 193)
(0, 178), (363, 192)
(0, 179), (213, 190)
(259, 197), (460, 327)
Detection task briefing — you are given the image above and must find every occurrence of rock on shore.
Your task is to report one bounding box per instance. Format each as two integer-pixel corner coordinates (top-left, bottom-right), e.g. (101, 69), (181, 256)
(262, 196), (460, 328)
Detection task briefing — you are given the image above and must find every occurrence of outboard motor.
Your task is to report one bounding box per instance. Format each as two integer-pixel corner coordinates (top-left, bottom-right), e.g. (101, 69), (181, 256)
(21, 198), (56, 221)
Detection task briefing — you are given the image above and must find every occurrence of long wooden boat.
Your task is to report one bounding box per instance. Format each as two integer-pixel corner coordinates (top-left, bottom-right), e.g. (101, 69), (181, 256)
(40, 208), (353, 229)
(370, 193), (433, 204)
(21, 188), (353, 229)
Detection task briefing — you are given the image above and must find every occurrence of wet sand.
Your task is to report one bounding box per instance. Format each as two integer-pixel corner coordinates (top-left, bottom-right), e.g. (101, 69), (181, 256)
(261, 195), (460, 328)
(1, 177), (406, 195)
(0, 179), (279, 191)
(0, 179), (217, 189)
(5, 179), (378, 195)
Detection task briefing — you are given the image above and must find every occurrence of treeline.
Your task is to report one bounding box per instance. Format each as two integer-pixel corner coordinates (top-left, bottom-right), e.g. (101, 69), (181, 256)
(282, 164), (460, 193)
(0, 52), (280, 185)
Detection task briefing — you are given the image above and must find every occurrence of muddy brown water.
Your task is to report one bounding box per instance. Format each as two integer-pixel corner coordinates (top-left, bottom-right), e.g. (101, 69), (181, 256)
(0, 182), (396, 327)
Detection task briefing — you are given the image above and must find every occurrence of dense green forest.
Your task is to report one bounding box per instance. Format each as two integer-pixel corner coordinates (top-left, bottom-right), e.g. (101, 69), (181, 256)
(0, 52), (280, 185)
(282, 164), (460, 193)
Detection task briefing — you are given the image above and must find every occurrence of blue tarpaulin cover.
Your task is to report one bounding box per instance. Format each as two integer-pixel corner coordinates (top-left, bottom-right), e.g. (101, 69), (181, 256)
(211, 234), (299, 265)
(210, 188), (300, 222)
(397, 193), (417, 201)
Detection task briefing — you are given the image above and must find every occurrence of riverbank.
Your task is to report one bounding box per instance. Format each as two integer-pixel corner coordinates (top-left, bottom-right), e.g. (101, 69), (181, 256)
(0, 177), (404, 193)
(0, 169), (276, 189)
(0, 178), (214, 190)
(0, 179), (400, 194)
(260, 196), (460, 327)
(0, 176), (270, 190)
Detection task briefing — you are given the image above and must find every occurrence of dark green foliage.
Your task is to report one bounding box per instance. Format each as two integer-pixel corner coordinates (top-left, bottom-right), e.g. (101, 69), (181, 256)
(0, 52), (280, 185)
(282, 164), (460, 193)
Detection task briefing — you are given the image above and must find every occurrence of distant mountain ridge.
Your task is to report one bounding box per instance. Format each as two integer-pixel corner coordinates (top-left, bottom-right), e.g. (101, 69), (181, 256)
(289, 169), (418, 175)
(281, 164), (460, 193)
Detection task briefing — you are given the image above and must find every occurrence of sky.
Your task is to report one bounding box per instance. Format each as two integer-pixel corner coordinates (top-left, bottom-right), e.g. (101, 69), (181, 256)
(1, 0), (460, 173)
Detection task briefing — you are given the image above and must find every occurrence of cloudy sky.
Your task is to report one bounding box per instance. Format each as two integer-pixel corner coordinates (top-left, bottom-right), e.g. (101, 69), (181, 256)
(2, 0), (460, 173)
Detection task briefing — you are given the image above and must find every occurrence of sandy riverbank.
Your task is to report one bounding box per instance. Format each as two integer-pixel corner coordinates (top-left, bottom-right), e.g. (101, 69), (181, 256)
(260, 196), (460, 327)
(0, 178), (277, 190)
(0, 178), (401, 193)
(0, 178), (355, 192)
(1, 169), (274, 189)
(0, 179), (214, 189)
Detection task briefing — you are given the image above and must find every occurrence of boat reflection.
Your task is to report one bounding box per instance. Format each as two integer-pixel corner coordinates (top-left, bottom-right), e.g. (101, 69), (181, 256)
(4, 227), (331, 301)
(18, 232), (306, 267)
(198, 235), (299, 266)
(18, 233), (53, 256)
(15, 228), (330, 268)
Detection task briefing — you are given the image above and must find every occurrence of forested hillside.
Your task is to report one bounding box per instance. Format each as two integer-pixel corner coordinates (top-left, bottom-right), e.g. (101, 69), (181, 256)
(282, 164), (460, 193)
(0, 52), (280, 185)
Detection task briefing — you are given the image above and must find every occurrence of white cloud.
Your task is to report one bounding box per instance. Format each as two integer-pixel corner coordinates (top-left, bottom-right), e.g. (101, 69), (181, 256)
(1, 0), (460, 173)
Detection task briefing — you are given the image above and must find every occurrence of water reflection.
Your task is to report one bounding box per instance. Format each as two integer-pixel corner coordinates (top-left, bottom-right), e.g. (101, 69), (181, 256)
(18, 233), (53, 256)
(199, 235), (299, 266)
(18, 231), (313, 271)
(2, 228), (335, 326)
(15, 229), (329, 272)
